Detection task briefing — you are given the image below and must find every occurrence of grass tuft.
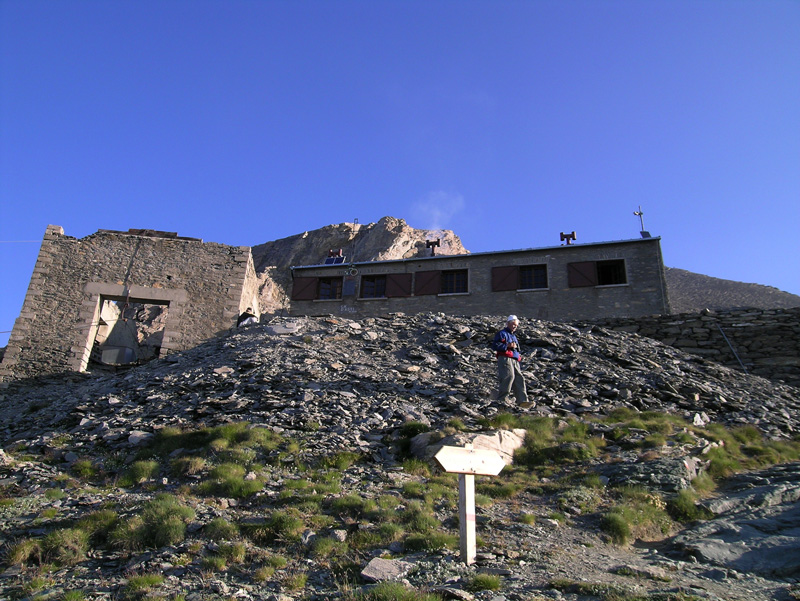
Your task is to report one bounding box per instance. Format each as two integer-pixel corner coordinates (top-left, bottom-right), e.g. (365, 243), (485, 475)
(42, 528), (89, 566)
(119, 460), (160, 487)
(346, 581), (442, 601)
(317, 451), (361, 470)
(403, 531), (458, 551)
(466, 573), (502, 592)
(112, 494), (195, 550)
(8, 538), (43, 566)
(71, 459), (97, 480)
(204, 517), (239, 541)
(667, 489), (713, 523)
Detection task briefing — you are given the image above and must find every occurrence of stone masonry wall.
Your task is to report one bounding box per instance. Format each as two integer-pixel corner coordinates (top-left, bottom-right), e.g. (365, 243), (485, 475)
(0, 225), (259, 381)
(586, 307), (800, 388)
(290, 238), (669, 322)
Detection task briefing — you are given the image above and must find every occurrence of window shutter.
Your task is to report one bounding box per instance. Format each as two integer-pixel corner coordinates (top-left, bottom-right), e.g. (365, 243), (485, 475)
(491, 266), (519, 291)
(414, 270), (441, 295)
(568, 262), (597, 288)
(386, 273), (412, 297)
(291, 277), (318, 300)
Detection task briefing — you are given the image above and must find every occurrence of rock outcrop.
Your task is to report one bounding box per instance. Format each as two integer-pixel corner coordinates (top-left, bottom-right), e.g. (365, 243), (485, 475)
(670, 463), (800, 578)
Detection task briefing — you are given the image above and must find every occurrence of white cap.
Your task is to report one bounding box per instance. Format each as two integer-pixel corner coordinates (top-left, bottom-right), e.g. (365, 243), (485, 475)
(507, 315), (519, 323)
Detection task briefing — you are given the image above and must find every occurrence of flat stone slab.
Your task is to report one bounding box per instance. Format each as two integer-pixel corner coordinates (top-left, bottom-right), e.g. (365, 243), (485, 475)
(265, 322), (301, 335)
(360, 557), (414, 582)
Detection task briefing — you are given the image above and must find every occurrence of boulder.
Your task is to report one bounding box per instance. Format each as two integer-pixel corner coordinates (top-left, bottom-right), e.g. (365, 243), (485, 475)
(410, 429), (527, 466)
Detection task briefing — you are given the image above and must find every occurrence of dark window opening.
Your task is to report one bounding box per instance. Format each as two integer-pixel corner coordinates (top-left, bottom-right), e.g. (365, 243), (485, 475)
(568, 259), (627, 288)
(519, 265), (548, 289)
(441, 269), (468, 294)
(361, 275), (387, 298)
(318, 277), (343, 300)
(91, 299), (167, 368)
(597, 260), (627, 285)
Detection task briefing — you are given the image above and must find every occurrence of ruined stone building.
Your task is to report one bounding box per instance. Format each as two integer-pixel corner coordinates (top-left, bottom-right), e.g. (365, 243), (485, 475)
(290, 237), (670, 321)
(0, 226), (260, 381)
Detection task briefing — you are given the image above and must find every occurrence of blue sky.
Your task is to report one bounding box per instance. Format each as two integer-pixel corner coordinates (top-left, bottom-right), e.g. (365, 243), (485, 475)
(1, 0), (798, 345)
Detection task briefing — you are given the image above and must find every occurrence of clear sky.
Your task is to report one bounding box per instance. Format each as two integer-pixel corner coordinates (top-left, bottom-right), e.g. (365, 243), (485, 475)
(1, 0), (798, 345)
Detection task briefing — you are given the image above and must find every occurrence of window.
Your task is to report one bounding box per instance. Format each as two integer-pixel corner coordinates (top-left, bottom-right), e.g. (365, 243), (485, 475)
(596, 260), (626, 285)
(361, 275), (387, 298)
(318, 277), (343, 300)
(441, 269), (468, 294)
(491, 265), (548, 291)
(414, 269), (468, 295)
(568, 259), (627, 288)
(519, 265), (548, 290)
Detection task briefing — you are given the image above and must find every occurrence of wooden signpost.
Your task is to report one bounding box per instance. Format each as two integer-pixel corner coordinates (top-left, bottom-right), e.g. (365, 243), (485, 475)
(434, 444), (506, 565)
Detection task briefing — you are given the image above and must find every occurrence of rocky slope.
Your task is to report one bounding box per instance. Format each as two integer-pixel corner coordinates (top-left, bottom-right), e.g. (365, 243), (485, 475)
(1, 314), (800, 600)
(665, 268), (800, 313)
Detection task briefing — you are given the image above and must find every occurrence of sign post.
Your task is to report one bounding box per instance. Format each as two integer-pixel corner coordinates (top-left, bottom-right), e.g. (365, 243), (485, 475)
(434, 444), (506, 565)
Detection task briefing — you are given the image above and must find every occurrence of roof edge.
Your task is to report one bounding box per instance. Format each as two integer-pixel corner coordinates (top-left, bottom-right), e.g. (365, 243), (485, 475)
(291, 236), (662, 270)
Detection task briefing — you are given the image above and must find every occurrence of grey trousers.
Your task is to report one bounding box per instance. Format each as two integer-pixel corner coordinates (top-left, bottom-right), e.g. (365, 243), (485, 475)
(497, 356), (527, 403)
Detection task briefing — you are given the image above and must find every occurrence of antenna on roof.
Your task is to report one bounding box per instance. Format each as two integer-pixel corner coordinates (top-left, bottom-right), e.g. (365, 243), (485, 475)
(560, 231), (576, 245)
(346, 218), (359, 276)
(634, 206), (651, 238)
(426, 238), (440, 256)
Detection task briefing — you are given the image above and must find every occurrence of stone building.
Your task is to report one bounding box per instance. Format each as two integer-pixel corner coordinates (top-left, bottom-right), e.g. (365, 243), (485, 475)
(2, 224), (671, 381)
(0, 225), (260, 381)
(290, 236), (670, 321)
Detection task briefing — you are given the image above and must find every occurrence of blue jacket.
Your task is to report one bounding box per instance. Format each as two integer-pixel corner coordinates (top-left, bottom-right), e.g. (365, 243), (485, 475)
(492, 327), (521, 361)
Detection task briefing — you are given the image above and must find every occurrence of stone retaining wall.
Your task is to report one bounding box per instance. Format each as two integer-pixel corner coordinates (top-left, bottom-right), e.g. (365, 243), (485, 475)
(586, 307), (800, 387)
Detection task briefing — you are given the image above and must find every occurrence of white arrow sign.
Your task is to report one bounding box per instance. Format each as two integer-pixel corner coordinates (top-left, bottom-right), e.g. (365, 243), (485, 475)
(434, 445), (506, 476)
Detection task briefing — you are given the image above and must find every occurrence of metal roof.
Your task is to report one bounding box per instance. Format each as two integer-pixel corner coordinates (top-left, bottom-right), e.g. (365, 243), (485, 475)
(291, 236), (661, 270)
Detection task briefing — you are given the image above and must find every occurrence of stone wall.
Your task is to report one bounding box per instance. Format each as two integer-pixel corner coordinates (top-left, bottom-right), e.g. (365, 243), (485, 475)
(586, 307), (800, 387)
(290, 237), (670, 322)
(0, 225), (259, 381)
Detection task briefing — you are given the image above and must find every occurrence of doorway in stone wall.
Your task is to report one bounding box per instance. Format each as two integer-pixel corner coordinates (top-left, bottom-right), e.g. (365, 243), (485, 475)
(90, 298), (169, 367)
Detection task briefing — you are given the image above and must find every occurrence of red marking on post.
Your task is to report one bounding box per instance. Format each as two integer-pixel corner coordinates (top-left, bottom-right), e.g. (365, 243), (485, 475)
(465, 512), (476, 522)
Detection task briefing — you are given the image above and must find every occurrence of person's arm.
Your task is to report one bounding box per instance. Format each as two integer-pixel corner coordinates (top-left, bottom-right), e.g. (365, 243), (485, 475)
(491, 331), (508, 352)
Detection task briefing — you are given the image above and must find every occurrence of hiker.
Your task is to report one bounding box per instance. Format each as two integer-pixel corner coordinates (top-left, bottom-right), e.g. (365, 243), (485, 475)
(491, 315), (529, 406)
(237, 308), (258, 327)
